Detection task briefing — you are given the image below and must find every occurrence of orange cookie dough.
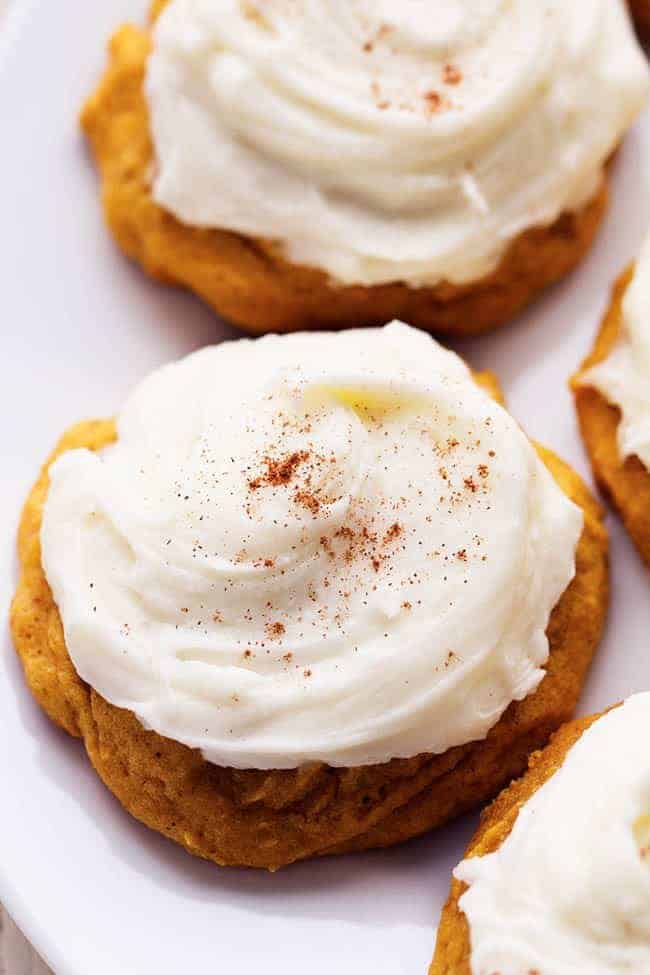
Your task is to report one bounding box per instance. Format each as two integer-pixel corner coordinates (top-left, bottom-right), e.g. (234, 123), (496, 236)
(11, 377), (608, 871)
(80, 6), (610, 338)
(430, 710), (603, 975)
(572, 269), (650, 567)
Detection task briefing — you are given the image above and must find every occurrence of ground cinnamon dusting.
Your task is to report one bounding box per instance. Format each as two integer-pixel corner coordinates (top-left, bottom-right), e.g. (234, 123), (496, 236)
(424, 91), (443, 115)
(294, 489), (321, 514)
(320, 535), (335, 559)
(382, 522), (402, 544)
(218, 379), (499, 669)
(249, 450), (310, 491)
(443, 63), (462, 85)
(266, 621), (286, 640)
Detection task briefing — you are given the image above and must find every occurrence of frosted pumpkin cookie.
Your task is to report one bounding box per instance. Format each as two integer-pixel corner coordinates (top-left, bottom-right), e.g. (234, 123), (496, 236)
(11, 324), (608, 870)
(81, 0), (648, 336)
(573, 238), (650, 567)
(431, 693), (650, 975)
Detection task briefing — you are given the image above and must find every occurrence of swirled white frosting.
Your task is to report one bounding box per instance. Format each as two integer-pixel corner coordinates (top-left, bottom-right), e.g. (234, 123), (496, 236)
(144, 0), (648, 289)
(41, 324), (582, 769)
(580, 234), (650, 471)
(456, 693), (650, 975)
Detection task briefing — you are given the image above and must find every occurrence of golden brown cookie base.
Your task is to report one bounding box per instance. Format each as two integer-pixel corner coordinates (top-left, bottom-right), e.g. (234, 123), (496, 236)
(630, 0), (650, 33)
(572, 269), (650, 567)
(11, 382), (608, 870)
(430, 709), (606, 974)
(80, 12), (609, 337)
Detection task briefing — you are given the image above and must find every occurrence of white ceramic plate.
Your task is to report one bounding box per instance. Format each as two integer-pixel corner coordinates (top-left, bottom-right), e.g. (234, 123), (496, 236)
(1, 4), (650, 973)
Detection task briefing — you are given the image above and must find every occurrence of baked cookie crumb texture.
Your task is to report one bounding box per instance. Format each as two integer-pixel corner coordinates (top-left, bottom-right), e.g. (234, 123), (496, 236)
(573, 269), (650, 567)
(80, 17), (609, 337)
(11, 416), (608, 870)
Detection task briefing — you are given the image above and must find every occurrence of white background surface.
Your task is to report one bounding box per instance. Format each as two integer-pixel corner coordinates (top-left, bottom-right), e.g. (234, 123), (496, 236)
(1, 2), (649, 973)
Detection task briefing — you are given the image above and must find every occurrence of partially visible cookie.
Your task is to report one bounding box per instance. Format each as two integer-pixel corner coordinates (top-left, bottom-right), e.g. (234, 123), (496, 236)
(430, 714), (597, 975)
(572, 266), (650, 567)
(80, 1), (648, 336)
(431, 694), (650, 974)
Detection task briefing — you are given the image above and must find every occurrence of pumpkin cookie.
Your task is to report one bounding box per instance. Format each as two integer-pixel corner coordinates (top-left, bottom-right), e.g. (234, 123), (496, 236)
(573, 244), (650, 567)
(12, 325), (608, 869)
(432, 694), (650, 974)
(80, 1), (648, 336)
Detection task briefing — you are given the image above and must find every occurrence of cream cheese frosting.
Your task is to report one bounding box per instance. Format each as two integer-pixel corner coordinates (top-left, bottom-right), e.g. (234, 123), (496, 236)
(40, 324), (582, 770)
(580, 234), (650, 471)
(456, 693), (650, 975)
(144, 0), (649, 289)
